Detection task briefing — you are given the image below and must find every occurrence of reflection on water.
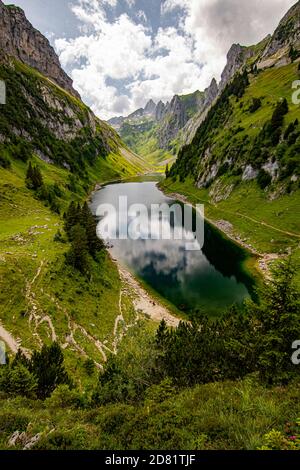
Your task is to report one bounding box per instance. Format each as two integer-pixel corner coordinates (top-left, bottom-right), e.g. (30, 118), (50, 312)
(90, 181), (255, 316)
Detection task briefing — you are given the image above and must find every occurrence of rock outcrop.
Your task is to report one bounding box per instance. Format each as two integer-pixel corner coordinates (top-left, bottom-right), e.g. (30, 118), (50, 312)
(219, 44), (254, 91)
(0, 0), (80, 98)
(168, 1), (300, 194)
(157, 95), (188, 149)
(0, 0), (124, 169)
(258, 0), (300, 69)
(181, 78), (219, 145)
(144, 99), (156, 116)
(155, 100), (167, 121)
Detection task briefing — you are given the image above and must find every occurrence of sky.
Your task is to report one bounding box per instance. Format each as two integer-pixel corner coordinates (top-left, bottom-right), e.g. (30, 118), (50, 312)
(4, 0), (296, 120)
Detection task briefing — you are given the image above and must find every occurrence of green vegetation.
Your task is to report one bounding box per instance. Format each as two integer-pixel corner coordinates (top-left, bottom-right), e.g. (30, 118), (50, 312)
(119, 119), (173, 171)
(179, 90), (204, 120)
(1, 5), (300, 451)
(161, 176), (300, 285)
(117, 91), (202, 171)
(0, 55), (147, 386)
(170, 63), (300, 186)
(0, 153), (140, 383)
(1, 343), (71, 399)
(0, 261), (299, 450)
(163, 61), (300, 287)
(156, 260), (300, 387)
(26, 162), (43, 191)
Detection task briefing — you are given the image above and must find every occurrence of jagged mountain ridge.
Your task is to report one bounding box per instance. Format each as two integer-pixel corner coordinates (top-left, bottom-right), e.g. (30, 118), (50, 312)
(108, 91), (203, 165)
(109, 0), (300, 163)
(181, 0), (300, 147)
(169, 0), (300, 196)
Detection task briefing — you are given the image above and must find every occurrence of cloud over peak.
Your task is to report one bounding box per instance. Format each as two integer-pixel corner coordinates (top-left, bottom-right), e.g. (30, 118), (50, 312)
(55, 0), (296, 119)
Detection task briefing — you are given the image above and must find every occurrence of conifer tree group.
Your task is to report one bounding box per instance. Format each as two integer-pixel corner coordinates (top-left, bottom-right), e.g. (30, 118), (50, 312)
(26, 161), (43, 190)
(64, 201), (104, 274)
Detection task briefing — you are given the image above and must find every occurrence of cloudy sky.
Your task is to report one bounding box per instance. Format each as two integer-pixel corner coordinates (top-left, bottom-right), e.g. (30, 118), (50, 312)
(5, 0), (296, 119)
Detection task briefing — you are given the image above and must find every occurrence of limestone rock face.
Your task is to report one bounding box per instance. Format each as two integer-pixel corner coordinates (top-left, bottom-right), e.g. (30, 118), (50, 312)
(109, 91), (202, 152)
(155, 101), (167, 121)
(0, 0), (80, 99)
(220, 44), (255, 91)
(144, 99), (156, 116)
(182, 78), (219, 145)
(0, 0), (121, 167)
(157, 95), (188, 149)
(258, 0), (300, 69)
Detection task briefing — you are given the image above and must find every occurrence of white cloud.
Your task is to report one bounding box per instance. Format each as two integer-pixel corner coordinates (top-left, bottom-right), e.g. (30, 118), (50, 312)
(162, 0), (296, 89)
(125, 0), (136, 7)
(55, 2), (204, 119)
(136, 10), (147, 24)
(56, 0), (296, 119)
(161, 0), (189, 15)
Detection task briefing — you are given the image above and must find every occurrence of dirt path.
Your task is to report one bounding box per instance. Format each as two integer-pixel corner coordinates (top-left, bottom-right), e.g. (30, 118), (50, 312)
(0, 323), (31, 358)
(235, 211), (300, 238)
(0, 324), (21, 354)
(166, 188), (300, 240)
(117, 264), (180, 328)
(26, 260), (58, 346)
(165, 188), (299, 278)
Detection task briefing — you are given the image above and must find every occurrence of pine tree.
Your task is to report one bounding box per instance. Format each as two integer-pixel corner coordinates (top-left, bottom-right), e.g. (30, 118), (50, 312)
(25, 161), (34, 189)
(32, 165), (43, 189)
(25, 162), (43, 190)
(271, 98), (289, 132)
(66, 224), (90, 274)
(165, 164), (169, 178)
(0, 364), (38, 398)
(64, 201), (80, 238)
(81, 202), (104, 258)
(30, 342), (71, 399)
(248, 259), (300, 385)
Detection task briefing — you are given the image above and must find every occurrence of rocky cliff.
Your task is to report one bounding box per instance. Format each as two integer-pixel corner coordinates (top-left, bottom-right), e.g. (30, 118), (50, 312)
(0, 0), (139, 174)
(110, 1), (300, 166)
(0, 0), (79, 98)
(258, 0), (300, 69)
(181, 78), (219, 146)
(219, 44), (254, 91)
(109, 90), (202, 156)
(157, 95), (188, 149)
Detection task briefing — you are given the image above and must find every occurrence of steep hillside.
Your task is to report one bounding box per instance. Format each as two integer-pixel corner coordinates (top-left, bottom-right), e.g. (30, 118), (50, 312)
(163, 1), (300, 280)
(180, 0), (300, 147)
(0, 0), (149, 178)
(0, 1), (79, 98)
(0, 1), (150, 379)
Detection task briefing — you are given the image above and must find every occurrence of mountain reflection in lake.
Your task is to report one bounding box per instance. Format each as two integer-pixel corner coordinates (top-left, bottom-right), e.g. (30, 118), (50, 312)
(90, 181), (255, 316)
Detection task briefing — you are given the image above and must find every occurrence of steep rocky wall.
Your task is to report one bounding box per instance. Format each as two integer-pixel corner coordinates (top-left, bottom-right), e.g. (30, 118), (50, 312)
(0, 0), (79, 99)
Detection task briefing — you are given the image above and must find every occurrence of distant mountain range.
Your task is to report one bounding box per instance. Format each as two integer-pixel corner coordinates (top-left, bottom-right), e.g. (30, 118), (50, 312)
(108, 90), (205, 167)
(109, 0), (300, 169)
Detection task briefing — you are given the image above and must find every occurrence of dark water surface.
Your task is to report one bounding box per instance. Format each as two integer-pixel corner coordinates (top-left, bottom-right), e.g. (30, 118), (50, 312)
(90, 180), (255, 316)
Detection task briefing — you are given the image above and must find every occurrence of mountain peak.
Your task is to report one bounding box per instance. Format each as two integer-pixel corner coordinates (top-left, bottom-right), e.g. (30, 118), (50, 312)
(0, 0), (80, 99)
(144, 99), (157, 114)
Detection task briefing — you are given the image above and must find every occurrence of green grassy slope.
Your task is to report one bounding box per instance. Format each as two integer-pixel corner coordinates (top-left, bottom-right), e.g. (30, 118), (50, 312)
(0, 374), (299, 450)
(118, 91), (203, 171)
(0, 153), (143, 383)
(0, 55), (151, 381)
(119, 119), (173, 172)
(164, 62), (300, 281)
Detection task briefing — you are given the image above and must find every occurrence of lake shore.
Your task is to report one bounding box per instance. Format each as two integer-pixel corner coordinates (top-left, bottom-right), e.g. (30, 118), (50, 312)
(91, 177), (259, 324)
(114, 259), (181, 328)
(160, 184), (280, 280)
